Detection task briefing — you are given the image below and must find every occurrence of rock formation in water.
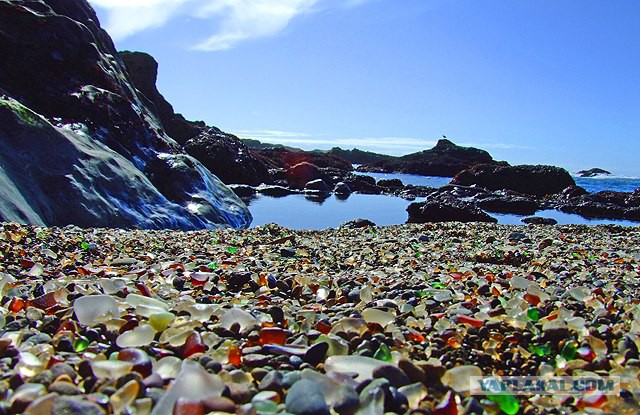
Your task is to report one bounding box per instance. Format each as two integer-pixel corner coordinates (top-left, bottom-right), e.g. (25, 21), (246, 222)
(0, 0), (250, 229)
(359, 139), (497, 177)
(451, 164), (576, 197)
(576, 168), (612, 178)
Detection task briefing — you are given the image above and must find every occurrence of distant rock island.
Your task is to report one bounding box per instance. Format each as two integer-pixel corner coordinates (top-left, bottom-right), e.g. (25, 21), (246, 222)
(576, 168), (612, 177)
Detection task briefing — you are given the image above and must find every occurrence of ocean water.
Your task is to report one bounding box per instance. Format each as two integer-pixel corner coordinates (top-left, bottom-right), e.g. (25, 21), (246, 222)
(247, 174), (640, 229)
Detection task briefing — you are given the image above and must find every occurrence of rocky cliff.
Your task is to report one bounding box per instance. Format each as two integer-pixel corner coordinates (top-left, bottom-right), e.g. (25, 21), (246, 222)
(0, 0), (251, 229)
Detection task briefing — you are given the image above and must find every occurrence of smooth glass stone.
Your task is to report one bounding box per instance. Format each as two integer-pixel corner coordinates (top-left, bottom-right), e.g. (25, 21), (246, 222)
(456, 314), (484, 328)
(184, 304), (215, 322)
(74, 295), (120, 326)
(330, 317), (367, 335)
(110, 379), (140, 415)
(530, 344), (552, 356)
(527, 307), (540, 321)
(24, 392), (57, 415)
(441, 365), (483, 393)
(155, 356), (182, 380)
(509, 276), (531, 289)
(576, 391), (607, 409)
(324, 355), (389, 382)
(561, 342), (578, 360)
(259, 327), (287, 346)
(487, 393), (520, 415)
(17, 352), (45, 378)
(228, 345), (242, 366)
(218, 308), (258, 332)
(118, 348), (153, 377)
(398, 383), (428, 409)
(362, 308), (395, 327)
(150, 360), (224, 415)
(116, 324), (156, 348)
(182, 332), (206, 358)
(91, 360), (133, 379)
(372, 343), (392, 362)
(315, 334), (349, 356)
(149, 312), (175, 332)
(358, 384), (385, 415)
(173, 398), (205, 415)
(73, 337), (90, 352)
(11, 383), (47, 405)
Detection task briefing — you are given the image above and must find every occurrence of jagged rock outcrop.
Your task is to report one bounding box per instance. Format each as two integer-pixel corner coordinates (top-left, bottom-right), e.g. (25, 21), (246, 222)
(328, 147), (393, 165)
(576, 168), (611, 178)
(0, 0), (250, 229)
(362, 139), (496, 177)
(120, 51), (272, 186)
(451, 164), (576, 197)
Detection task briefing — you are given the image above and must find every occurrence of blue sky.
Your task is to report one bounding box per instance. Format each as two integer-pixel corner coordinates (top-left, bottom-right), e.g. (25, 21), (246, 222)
(89, 0), (640, 176)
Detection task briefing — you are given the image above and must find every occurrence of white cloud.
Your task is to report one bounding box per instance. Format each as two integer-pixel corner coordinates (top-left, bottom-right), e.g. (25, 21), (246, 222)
(89, 0), (354, 50)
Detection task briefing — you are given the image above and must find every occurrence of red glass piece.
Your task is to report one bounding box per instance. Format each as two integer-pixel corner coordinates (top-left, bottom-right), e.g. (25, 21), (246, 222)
(315, 320), (331, 335)
(182, 332), (206, 358)
(405, 329), (425, 343)
(118, 348), (153, 378)
(523, 293), (541, 306)
(433, 390), (458, 415)
(173, 398), (205, 415)
(8, 297), (27, 313)
(577, 346), (596, 362)
(135, 282), (152, 297)
(30, 291), (58, 310)
(259, 327), (287, 346)
(576, 392), (607, 409)
(228, 345), (242, 366)
(456, 314), (484, 328)
(190, 273), (209, 287)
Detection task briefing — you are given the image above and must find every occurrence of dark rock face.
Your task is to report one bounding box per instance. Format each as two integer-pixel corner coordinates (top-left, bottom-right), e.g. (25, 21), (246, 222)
(328, 147), (393, 165)
(406, 199), (497, 223)
(451, 164), (576, 197)
(0, 0), (250, 229)
(184, 130), (272, 186)
(557, 188), (640, 221)
(364, 139), (496, 177)
(476, 195), (539, 215)
(121, 52), (272, 186)
(576, 168), (611, 177)
(286, 162), (322, 189)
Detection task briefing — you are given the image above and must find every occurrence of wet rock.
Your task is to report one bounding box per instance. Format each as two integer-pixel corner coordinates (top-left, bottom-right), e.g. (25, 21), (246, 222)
(340, 219), (377, 229)
(407, 199), (497, 223)
(372, 364), (411, 388)
(452, 164), (576, 197)
(522, 216), (558, 225)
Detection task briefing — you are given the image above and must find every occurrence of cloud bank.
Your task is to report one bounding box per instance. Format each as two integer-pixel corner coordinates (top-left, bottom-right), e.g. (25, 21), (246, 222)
(89, 0), (367, 51)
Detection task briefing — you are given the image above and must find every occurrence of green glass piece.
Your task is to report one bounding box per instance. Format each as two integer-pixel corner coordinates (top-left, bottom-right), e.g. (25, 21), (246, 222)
(487, 393), (520, 415)
(73, 337), (89, 352)
(81, 241), (90, 250)
(208, 262), (218, 270)
(561, 342), (577, 360)
(498, 296), (507, 307)
(431, 282), (446, 289)
(530, 344), (551, 356)
(227, 247), (238, 254)
(527, 307), (539, 321)
(373, 343), (393, 362)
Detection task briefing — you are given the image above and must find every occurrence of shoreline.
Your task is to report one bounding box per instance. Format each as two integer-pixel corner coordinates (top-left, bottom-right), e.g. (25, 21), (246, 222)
(1, 221), (640, 414)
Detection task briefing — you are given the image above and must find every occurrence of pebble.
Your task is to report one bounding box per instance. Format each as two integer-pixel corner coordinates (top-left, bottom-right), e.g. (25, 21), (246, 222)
(285, 379), (330, 415)
(2, 221), (640, 415)
(51, 396), (107, 415)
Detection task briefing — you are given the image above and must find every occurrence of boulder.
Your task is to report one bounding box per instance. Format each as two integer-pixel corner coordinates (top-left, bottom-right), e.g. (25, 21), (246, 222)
(476, 195), (539, 215)
(286, 162), (322, 189)
(333, 182), (352, 196)
(377, 179), (404, 189)
(521, 217), (558, 225)
(0, 1), (250, 229)
(406, 199), (497, 223)
(451, 164), (576, 197)
(184, 130), (272, 185)
(256, 185), (300, 197)
(340, 219), (376, 229)
(304, 179), (330, 192)
(364, 139), (496, 177)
